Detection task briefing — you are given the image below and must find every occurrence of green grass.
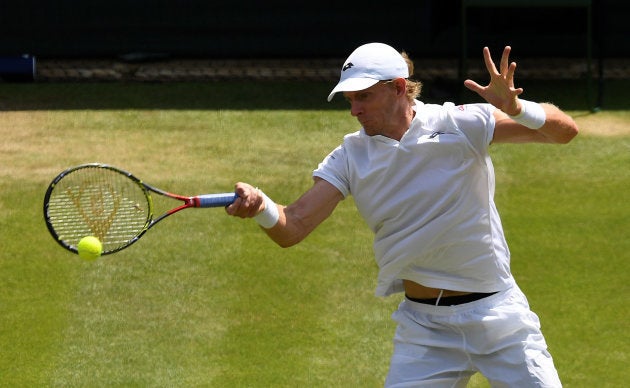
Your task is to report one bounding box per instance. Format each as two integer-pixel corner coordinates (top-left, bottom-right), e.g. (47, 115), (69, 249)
(1, 81), (628, 387)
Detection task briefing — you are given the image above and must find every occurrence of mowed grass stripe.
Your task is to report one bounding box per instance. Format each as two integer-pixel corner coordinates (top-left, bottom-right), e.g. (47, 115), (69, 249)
(48, 216), (241, 386)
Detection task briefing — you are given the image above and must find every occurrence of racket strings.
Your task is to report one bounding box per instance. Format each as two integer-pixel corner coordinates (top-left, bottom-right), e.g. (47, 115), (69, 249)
(65, 182), (122, 241)
(46, 167), (151, 252)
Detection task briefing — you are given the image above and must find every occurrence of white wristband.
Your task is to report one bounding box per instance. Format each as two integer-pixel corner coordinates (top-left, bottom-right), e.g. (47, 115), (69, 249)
(508, 99), (546, 129)
(254, 190), (279, 229)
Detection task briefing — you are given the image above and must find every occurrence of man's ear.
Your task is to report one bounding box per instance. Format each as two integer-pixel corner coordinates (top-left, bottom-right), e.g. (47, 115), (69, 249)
(393, 78), (407, 96)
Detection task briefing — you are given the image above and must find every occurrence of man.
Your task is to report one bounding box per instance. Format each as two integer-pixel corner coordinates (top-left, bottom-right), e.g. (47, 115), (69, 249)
(226, 42), (578, 386)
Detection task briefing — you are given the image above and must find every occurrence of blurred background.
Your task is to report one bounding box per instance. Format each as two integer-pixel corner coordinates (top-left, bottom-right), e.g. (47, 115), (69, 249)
(0, 0), (627, 82)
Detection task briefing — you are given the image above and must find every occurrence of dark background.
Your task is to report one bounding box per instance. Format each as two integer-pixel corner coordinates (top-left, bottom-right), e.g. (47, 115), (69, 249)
(0, 0), (626, 60)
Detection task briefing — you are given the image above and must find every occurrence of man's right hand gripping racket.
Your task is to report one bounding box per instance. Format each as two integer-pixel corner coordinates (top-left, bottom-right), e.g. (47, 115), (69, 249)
(43, 163), (237, 256)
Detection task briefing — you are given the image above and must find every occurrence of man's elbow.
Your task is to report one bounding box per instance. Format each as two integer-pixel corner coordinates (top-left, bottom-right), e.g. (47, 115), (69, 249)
(267, 229), (306, 248)
(555, 121), (579, 144)
(276, 239), (300, 249)
(543, 104), (579, 144)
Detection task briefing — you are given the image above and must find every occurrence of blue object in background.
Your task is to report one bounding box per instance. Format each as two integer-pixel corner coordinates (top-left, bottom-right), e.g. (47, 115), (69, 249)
(0, 55), (36, 82)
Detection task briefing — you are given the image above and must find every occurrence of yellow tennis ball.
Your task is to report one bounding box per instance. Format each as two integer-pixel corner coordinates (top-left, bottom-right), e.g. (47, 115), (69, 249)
(77, 236), (102, 261)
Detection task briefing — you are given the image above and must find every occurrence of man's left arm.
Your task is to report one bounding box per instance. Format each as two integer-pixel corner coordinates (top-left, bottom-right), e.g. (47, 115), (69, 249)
(463, 46), (578, 144)
(492, 102), (578, 144)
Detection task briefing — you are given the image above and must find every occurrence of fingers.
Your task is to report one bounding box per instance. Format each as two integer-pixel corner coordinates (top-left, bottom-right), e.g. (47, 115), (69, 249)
(225, 182), (263, 218)
(506, 61), (516, 83)
(466, 46), (524, 111)
(463, 79), (484, 94)
(482, 46), (498, 75)
(485, 46), (517, 79)
(500, 46), (511, 75)
(506, 61), (523, 94)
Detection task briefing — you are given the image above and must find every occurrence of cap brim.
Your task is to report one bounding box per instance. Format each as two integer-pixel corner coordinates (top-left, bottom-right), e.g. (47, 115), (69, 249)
(327, 78), (380, 102)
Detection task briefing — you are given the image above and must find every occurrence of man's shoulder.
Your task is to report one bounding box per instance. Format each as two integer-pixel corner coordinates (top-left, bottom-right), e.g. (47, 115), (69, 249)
(416, 100), (492, 114)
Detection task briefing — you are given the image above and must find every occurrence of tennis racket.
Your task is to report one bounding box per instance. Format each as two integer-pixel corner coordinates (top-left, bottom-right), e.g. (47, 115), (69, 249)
(43, 163), (237, 255)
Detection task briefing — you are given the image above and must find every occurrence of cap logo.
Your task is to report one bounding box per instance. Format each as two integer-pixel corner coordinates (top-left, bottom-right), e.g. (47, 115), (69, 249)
(342, 62), (354, 71)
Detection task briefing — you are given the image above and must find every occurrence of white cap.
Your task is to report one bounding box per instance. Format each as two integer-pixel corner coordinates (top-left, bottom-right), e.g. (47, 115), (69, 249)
(327, 42), (409, 102)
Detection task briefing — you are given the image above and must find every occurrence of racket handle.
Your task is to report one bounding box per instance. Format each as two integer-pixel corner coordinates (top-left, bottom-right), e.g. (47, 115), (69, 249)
(195, 193), (238, 207)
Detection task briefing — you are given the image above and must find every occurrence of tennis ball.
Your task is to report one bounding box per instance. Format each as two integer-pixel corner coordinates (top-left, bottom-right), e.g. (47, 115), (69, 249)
(77, 236), (102, 261)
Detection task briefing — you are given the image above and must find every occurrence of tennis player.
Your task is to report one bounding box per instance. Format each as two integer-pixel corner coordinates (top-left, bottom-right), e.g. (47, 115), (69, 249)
(226, 42), (578, 386)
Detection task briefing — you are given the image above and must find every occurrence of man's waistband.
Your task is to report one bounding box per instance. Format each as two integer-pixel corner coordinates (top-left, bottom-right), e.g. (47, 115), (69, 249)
(405, 291), (498, 306)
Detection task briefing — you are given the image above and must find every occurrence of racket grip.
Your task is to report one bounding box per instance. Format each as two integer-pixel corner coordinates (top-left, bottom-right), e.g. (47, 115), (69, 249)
(196, 193), (238, 207)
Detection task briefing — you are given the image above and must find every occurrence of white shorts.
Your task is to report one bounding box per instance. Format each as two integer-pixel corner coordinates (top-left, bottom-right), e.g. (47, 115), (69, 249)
(385, 285), (562, 387)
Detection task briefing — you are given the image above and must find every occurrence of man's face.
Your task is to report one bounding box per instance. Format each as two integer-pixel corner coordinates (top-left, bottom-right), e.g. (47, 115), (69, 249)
(343, 81), (399, 137)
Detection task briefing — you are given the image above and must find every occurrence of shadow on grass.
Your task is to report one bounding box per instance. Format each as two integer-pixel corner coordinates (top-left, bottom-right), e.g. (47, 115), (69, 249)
(0, 79), (627, 111)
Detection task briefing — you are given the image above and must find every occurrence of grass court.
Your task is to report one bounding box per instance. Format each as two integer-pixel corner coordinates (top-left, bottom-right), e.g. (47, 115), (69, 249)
(1, 79), (628, 386)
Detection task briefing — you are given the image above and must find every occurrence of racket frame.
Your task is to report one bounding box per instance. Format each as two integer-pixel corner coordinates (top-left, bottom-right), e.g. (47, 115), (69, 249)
(43, 163), (236, 255)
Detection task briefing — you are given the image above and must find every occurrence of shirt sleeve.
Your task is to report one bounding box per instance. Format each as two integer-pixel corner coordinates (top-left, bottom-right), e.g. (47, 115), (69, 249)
(312, 143), (350, 198)
(449, 103), (496, 151)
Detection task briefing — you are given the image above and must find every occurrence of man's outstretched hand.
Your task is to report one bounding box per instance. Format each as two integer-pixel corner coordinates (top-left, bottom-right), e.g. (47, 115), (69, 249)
(464, 46), (523, 116)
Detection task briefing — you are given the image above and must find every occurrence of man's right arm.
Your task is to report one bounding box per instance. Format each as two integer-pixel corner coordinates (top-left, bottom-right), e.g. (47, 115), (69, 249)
(226, 178), (344, 248)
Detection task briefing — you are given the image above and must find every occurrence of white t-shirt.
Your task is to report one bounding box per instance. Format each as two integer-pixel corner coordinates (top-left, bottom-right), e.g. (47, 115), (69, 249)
(313, 100), (514, 296)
